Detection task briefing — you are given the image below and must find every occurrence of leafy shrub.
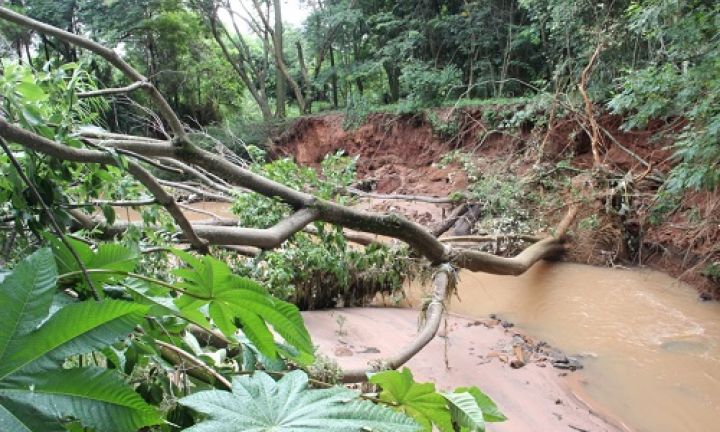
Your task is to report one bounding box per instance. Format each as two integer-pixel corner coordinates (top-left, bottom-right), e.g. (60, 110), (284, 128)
(399, 61), (462, 109)
(232, 153), (422, 308)
(608, 2), (720, 192)
(0, 249), (160, 431)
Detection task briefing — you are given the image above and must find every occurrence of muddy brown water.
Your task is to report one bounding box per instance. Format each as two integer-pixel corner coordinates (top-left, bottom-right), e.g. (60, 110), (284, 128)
(409, 262), (720, 432)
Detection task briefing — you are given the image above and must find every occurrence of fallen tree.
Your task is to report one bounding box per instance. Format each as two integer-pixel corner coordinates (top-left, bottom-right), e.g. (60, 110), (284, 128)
(0, 6), (574, 382)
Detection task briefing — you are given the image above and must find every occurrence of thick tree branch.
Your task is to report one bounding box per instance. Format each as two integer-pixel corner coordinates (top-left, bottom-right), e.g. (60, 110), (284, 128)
(1, 8), (574, 276)
(340, 206), (576, 382)
(341, 266), (451, 382)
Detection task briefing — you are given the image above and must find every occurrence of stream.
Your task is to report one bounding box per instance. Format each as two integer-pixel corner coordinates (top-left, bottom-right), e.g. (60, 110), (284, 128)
(419, 263), (720, 432)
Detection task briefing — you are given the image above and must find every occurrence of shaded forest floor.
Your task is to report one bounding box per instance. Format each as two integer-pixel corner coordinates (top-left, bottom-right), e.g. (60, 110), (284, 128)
(270, 106), (719, 299)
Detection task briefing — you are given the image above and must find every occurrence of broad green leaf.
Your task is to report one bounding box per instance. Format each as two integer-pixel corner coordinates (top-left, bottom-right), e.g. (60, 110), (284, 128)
(15, 82), (47, 101)
(0, 300), (148, 378)
(369, 368), (454, 432)
(48, 236), (139, 289)
(0, 250), (57, 361)
(179, 370), (420, 432)
(453, 387), (506, 423)
(0, 368), (162, 432)
(171, 251), (313, 362)
(0, 252), (160, 431)
(442, 392), (485, 431)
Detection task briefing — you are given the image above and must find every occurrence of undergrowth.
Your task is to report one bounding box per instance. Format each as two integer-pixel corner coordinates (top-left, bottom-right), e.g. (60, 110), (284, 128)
(231, 149), (429, 308)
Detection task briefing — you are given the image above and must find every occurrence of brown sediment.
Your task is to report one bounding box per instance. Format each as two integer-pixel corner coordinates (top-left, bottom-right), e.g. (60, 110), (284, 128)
(302, 307), (626, 432)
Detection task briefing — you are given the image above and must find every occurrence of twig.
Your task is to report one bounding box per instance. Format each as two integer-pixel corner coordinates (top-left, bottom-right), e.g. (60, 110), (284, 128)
(155, 339), (232, 390)
(345, 187), (460, 204)
(77, 81), (150, 98)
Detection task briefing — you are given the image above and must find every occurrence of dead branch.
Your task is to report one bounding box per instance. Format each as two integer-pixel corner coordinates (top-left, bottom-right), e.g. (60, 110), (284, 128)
(66, 198), (157, 208)
(157, 180), (234, 203)
(341, 265), (452, 382)
(77, 81), (150, 98)
(578, 41), (605, 169)
(340, 205), (576, 382)
(440, 234), (544, 243)
(345, 187), (460, 204)
(430, 203), (469, 237)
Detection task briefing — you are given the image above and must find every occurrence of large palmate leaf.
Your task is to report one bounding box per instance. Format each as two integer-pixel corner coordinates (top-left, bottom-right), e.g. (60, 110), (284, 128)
(369, 369), (506, 432)
(48, 235), (139, 291)
(179, 370), (420, 432)
(171, 250), (313, 362)
(0, 249), (161, 432)
(370, 368), (453, 431)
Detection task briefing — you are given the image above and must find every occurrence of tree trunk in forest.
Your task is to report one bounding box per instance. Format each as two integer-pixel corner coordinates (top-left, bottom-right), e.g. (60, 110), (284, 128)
(273, 0), (286, 118)
(296, 41), (312, 113)
(329, 46), (339, 108)
(384, 63), (400, 103)
(352, 40), (364, 95)
(206, 12), (273, 122)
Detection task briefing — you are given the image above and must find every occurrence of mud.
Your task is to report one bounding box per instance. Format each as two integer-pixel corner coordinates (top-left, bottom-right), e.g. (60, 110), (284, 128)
(271, 108), (719, 297)
(303, 307), (626, 432)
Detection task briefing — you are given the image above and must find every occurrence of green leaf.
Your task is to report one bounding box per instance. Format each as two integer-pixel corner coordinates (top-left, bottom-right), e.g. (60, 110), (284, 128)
(453, 387), (506, 423)
(442, 392), (485, 431)
(369, 368), (454, 432)
(0, 251), (160, 431)
(0, 368), (162, 432)
(171, 251), (313, 362)
(0, 249), (57, 361)
(179, 370), (420, 432)
(0, 300), (148, 377)
(15, 82), (47, 102)
(49, 236), (139, 288)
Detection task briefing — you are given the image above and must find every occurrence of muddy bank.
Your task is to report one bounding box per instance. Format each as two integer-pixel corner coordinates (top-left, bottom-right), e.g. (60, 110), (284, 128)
(303, 307), (625, 432)
(271, 109), (719, 297)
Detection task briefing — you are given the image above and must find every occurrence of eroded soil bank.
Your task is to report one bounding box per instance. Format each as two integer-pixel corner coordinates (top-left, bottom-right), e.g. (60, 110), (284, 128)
(271, 109), (719, 297)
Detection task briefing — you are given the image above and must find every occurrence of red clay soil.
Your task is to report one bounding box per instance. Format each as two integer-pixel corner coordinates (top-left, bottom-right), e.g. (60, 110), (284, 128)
(270, 108), (719, 297)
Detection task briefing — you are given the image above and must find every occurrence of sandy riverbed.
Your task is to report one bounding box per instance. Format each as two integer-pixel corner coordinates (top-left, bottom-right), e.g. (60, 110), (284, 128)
(302, 307), (626, 432)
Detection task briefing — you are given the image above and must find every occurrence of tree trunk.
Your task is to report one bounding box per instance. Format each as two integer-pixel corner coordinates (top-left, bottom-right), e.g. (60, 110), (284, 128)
(273, 0), (286, 118)
(384, 63), (400, 103)
(329, 45), (338, 108)
(296, 40), (312, 113)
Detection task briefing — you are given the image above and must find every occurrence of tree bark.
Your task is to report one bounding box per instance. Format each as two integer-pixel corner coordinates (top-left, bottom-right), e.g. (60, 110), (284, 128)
(273, 0), (286, 117)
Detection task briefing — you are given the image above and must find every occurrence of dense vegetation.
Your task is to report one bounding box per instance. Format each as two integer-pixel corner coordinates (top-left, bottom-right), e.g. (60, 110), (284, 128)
(0, 0), (718, 430)
(2, 0), (716, 190)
